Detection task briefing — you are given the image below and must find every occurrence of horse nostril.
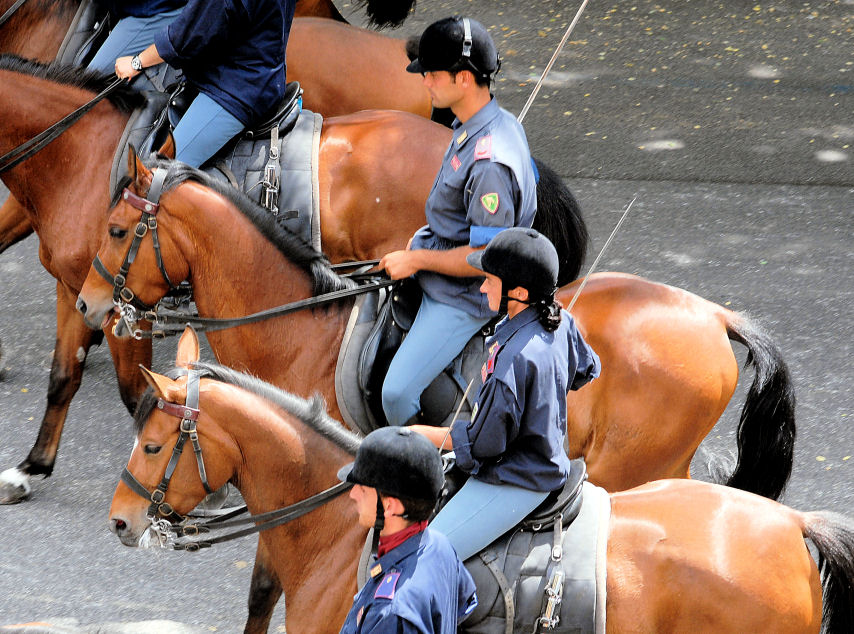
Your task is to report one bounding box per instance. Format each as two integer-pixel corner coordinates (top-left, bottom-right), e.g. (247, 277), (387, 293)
(75, 297), (87, 315)
(110, 517), (127, 534)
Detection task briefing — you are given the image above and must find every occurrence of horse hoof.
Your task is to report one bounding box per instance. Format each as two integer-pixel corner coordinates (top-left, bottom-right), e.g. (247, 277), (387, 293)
(0, 468), (32, 504)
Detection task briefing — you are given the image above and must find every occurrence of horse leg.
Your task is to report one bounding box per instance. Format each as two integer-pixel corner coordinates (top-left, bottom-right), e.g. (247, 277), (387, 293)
(0, 283), (102, 503)
(244, 539), (284, 634)
(0, 196), (35, 254)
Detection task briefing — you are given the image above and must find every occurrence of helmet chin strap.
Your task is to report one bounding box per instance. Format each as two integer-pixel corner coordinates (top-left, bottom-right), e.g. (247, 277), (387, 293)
(371, 493), (385, 559)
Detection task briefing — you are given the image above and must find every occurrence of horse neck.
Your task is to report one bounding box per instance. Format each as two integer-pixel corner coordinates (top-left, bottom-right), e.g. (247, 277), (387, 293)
(0, 1), (79, 60)
(210, 381), (364, 630)
(0, 68), (127, 287)
(163, 184), (350, 415)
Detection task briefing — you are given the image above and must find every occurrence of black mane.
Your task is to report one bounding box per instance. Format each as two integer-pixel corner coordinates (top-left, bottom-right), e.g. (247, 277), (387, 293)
(146, 157), (356, 298)
(133, 363), (361, 456)
(0, 53), (144, 113)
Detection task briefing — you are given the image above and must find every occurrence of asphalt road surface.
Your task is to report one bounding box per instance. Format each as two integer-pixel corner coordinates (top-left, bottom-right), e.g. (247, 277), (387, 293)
(0, 1), (851, 632)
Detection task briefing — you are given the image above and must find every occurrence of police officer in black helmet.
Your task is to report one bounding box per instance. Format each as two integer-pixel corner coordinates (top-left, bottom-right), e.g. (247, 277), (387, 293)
(338, 426), (477, 633)
(410, 228), (601, 561)
(379, 16), (540, 430)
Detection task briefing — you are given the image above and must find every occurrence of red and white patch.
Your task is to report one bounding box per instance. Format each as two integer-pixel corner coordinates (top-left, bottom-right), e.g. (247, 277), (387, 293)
(473, 135), (492, 160)
(450, 155), (462, 171)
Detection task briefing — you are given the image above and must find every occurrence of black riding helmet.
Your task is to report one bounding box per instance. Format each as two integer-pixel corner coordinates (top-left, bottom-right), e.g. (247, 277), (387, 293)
(467, 227), (560, 301)
(406, 16), (500, 80)
(337, 426), (443, 502)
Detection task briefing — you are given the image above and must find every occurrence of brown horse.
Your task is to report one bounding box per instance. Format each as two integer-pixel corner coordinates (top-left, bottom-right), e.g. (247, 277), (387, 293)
(0, 4), (435, 503)
(107, 329), (853, 633)
(78, 152), (795, 500)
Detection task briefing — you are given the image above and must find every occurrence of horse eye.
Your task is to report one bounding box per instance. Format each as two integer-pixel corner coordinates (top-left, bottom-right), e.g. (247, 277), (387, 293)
(144, 444), (162, 455)
(109, 227), (128, 239)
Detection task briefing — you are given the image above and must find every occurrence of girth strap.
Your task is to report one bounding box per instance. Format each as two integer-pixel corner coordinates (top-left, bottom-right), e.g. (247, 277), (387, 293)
(480, 549), (515, 634)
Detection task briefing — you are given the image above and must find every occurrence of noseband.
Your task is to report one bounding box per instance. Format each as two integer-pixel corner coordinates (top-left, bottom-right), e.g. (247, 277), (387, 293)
(92, 167), (180, 323)
(121, 368), (214, 529)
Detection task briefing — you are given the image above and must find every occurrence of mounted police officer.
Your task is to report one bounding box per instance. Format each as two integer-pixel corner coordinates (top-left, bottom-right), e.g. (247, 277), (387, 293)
(379, 15), (539, 427)
(88, 1), (187, 92)
(410, 228), (601, 560)
(338, 426), (477, 633)
(113, 0), (296, 168)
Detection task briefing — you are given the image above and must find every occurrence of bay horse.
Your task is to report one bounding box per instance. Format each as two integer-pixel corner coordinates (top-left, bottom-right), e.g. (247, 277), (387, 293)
(78, 151), (795, 501)
(0, 7), (436, 503)
(107, 328), (853, 633)
(0, 40), (452, 506)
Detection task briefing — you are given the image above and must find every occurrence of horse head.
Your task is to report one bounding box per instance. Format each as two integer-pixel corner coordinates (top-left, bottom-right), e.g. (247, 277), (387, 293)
(76, 137), (185, 335)
(108, 326), (238, 547)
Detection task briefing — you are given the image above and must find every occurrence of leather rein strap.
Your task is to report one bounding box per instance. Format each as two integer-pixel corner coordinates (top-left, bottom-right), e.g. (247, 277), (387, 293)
(0, 0), (27, 28)
(0, 76), (126, 174)
(120, 367), (353, 551)
(93, 168), (180, 311)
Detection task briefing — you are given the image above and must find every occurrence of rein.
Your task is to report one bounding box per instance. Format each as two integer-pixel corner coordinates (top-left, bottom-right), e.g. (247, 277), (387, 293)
(0, 76), (127, 174)
(96, 169), (393, 339)
(0, 0), (26, 28)
(122, 367), (353, 551)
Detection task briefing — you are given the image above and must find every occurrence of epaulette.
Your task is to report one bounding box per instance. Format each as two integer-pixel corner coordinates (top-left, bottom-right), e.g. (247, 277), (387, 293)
(473, 134), (493, 161)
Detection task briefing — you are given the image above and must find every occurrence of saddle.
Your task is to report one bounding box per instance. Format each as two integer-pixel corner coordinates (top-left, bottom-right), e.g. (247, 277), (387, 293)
(109, 81), (321, 248)
(335, 279), (493, 434)
(357, 458), (610, 634)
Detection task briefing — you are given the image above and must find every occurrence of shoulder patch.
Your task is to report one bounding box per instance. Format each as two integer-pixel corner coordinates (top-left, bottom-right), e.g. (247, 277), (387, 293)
(481, 342), (501, 381)
(374, 571), (401, 600)
(473, 135), (492, 160)
(480, 193), (500, 214)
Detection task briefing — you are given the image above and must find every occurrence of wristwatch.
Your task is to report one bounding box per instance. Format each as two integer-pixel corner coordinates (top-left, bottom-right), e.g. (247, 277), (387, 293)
(130, 55), (143, 72)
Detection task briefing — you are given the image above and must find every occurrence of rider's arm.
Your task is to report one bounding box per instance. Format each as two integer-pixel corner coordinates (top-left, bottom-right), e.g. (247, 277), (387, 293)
(379, 245), (483, 280)
(114, 43), (165, 79)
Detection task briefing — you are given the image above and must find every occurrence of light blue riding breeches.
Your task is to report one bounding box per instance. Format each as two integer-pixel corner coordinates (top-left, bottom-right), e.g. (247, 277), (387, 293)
(382, 293), (490, 426)
(430, 477), (549, 561)
(170, 92), (244, 168)
(87, 9), (182, 92)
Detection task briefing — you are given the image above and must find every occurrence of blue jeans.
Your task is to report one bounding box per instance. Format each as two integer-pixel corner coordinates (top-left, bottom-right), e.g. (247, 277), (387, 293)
(172, 92), (244, 168)
(430, 478), (549, 561)
(382, 293), (490, 426)
(87, 9), (182, 92)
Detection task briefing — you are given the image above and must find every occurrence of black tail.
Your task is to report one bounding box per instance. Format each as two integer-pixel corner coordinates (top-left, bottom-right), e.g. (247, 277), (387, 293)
(802, 511), (854, 634)
(355, 0), (417, 28)
(720, 314), (796, 500)
(532, 158), (588, 286)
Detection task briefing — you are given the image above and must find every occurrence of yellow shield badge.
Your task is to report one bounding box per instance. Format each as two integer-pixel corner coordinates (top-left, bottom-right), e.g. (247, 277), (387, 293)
(480, 192), (500, 214)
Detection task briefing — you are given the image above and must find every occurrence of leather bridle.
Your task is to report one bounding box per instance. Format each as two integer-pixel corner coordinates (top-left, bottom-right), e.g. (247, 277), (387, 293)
(92, 167), (181, 316)
(120, 367), (214, 527)
(122, 367), (353, 551)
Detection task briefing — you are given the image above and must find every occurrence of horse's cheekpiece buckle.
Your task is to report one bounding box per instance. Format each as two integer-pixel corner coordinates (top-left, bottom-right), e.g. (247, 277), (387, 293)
(134, 222), (148, 238)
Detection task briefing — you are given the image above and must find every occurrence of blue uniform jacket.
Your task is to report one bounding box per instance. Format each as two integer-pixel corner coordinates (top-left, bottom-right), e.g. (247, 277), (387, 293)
(153, 0), (295, 125)
(410, 98), (537, 319)
(97, 0), (185, 18)
(451, 307), (601, 491)
(340, 528), (477, 634)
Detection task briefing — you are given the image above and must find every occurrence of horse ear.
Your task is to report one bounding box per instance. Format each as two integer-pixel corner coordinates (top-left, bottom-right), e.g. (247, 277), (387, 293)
(127, 143), (153, 193)
(175, 325), (201, 368)
(157, 132), (176, 160)
(139, 365), (183, 401)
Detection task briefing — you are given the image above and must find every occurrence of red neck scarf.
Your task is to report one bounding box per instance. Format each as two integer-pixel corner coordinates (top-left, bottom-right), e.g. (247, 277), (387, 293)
(377, 520), (428, 557)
